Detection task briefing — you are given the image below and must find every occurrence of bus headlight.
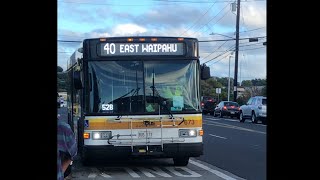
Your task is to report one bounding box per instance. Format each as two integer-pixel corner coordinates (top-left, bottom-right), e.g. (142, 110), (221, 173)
(189, 129), (196, 136)
(92, 131), (112, 140)
(179, 129), (197, 137)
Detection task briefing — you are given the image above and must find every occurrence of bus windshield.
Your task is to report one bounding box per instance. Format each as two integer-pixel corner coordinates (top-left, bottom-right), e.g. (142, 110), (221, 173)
(87, 59), (200, 114)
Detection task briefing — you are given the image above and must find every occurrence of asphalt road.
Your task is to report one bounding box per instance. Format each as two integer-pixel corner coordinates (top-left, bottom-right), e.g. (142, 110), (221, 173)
(57, 108), (266, 180)
(198, 114), (266, 180)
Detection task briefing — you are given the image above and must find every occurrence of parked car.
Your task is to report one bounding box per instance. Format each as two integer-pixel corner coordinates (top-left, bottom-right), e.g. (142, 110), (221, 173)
(213, 101), (240, 118)
(239, 96), (267, 124)
(200, 96), (216, 115)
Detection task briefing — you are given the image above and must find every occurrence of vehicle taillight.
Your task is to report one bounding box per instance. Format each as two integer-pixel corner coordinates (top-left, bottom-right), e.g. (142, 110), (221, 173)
(238, 107), (240, 110)
(223, 106), (227, 110)
(201, 102), (204, 106)
(208, 99), (212, 102)
(231, 106), (234, 108)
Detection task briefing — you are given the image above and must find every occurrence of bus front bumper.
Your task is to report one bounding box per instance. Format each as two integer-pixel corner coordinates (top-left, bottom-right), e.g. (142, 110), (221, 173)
(81, 143), (203, 160)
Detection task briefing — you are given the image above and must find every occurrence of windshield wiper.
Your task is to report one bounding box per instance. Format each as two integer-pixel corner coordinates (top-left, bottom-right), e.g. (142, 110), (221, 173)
(150, 85), (174, 119)
(114, 89), (135, 120)
(114, 88), (142, 120)
(131, 87), (140, 97)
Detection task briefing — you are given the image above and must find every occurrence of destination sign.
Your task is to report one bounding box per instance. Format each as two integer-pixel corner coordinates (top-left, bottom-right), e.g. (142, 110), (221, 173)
(100, 43), (184, 56)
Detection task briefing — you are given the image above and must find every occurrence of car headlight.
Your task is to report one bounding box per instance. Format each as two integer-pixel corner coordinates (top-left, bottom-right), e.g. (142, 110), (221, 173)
(179, 129), (197, 137)
(92, 131), (112, 140)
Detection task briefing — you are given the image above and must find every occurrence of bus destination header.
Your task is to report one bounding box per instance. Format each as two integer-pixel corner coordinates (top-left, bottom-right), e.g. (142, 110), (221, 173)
(100, 43), (184, 56)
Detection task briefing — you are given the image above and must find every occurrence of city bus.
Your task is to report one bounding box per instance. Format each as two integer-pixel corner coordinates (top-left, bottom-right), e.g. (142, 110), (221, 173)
(66, 36), (210, 166)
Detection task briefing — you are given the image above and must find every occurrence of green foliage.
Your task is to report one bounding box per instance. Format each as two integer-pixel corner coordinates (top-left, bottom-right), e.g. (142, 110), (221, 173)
(201, 77), (267, 103)
(241, 80), (252, 87)
(251, 78), (266, 86)
(57, 72), (67, 92)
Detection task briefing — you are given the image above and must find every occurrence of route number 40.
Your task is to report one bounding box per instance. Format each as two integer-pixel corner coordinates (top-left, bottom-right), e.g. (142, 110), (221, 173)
(103, 43), (116, 54)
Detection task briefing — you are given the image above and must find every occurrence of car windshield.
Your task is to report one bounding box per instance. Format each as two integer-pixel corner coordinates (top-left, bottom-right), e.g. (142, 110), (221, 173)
(225, 102), (239, 107)
(262, 99), (267, 105)
(202, 96), (213, 101)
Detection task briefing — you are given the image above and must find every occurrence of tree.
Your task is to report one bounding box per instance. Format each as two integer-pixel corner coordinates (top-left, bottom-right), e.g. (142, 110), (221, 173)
(57, 72), (67, 92)
(57, 66), (63, 72)
(241, 80), (252, 87)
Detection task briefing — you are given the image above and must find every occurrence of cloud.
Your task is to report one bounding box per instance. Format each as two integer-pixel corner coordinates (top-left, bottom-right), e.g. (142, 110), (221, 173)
(208, 53), (266, 82)
(241, 3), (266, 28)
(112, 24), (147, 36)
(57, 1), (266, 80)
(134, 7), (201, 28)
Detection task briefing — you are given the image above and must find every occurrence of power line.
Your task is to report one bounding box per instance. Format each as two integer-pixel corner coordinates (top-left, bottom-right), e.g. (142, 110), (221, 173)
(190, 3), (230, 36)
(199, 36), (266, 42)
(203, 41), (265, 65)
(203, 8), (231, 34)
(240, 27), (266, 33)
(180, 1), (217, 36)
(239, 42), (264, 47)
(153, 0), (266, 3)
(58, 0), (223, 6)
(203, 43), (235, 64)
(239, 47), (265, 51)
(208, 51), (233, 65)
(201, 41), (230, 61)
(58, 0), (266, 6)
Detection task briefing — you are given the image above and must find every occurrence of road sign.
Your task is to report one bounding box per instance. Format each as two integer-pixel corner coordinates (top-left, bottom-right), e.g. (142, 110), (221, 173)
(216, 88), (221, 94)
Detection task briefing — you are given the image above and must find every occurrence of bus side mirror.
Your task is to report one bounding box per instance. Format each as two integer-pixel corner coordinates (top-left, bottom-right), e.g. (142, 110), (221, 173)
(201, 64), (210, 80)
(74, 70), (83, 89)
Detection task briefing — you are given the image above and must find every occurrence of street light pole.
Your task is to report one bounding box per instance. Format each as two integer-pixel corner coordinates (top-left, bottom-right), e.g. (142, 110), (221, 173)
(209, 32), (234, 39)
(209, 32), (234, 102)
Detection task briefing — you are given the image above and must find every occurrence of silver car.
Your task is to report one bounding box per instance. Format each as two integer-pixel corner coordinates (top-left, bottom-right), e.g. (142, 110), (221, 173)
(239, 96), (267, 124)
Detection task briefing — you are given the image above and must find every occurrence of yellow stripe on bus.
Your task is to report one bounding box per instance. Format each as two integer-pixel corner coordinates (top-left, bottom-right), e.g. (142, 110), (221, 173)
(84, 116), (202, 130)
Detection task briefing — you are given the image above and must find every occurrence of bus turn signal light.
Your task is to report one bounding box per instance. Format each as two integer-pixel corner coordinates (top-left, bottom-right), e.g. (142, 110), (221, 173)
(199, 130), (204, 136)
(84, 132), (90, 139)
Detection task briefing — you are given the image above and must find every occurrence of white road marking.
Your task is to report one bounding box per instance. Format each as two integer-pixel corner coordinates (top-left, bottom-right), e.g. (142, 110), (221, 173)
(204, 117), (267, 126)
(88, 167), (112, 178)
(137, 167), (172, 177)
(206, 117), (239, 122)
(203, 121), (266, 135)
(209, 134), (227, 139)
(88, 168), (99, 178)
(101, 172), (112, 178)
(124, 167), (140, 178)
(189, 160), (238, 180)
(165, 167), (202, 177)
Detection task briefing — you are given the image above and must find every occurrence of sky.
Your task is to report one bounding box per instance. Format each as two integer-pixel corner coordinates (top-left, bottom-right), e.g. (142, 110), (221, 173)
(58, 0), (266, 83)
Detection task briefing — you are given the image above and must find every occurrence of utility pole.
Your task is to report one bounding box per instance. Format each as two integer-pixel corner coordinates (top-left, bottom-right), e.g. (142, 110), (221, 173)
(233, 0), (241, 102)
(228, 55), (231, 101)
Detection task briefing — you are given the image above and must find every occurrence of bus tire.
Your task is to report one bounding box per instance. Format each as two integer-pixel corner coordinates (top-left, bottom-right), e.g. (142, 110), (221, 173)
(81, 155), (91, 166)
(173, 157), (189, 166)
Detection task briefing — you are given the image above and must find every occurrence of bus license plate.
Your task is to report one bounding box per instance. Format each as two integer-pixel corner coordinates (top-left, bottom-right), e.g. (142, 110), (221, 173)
(138, 131), (152, 138)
